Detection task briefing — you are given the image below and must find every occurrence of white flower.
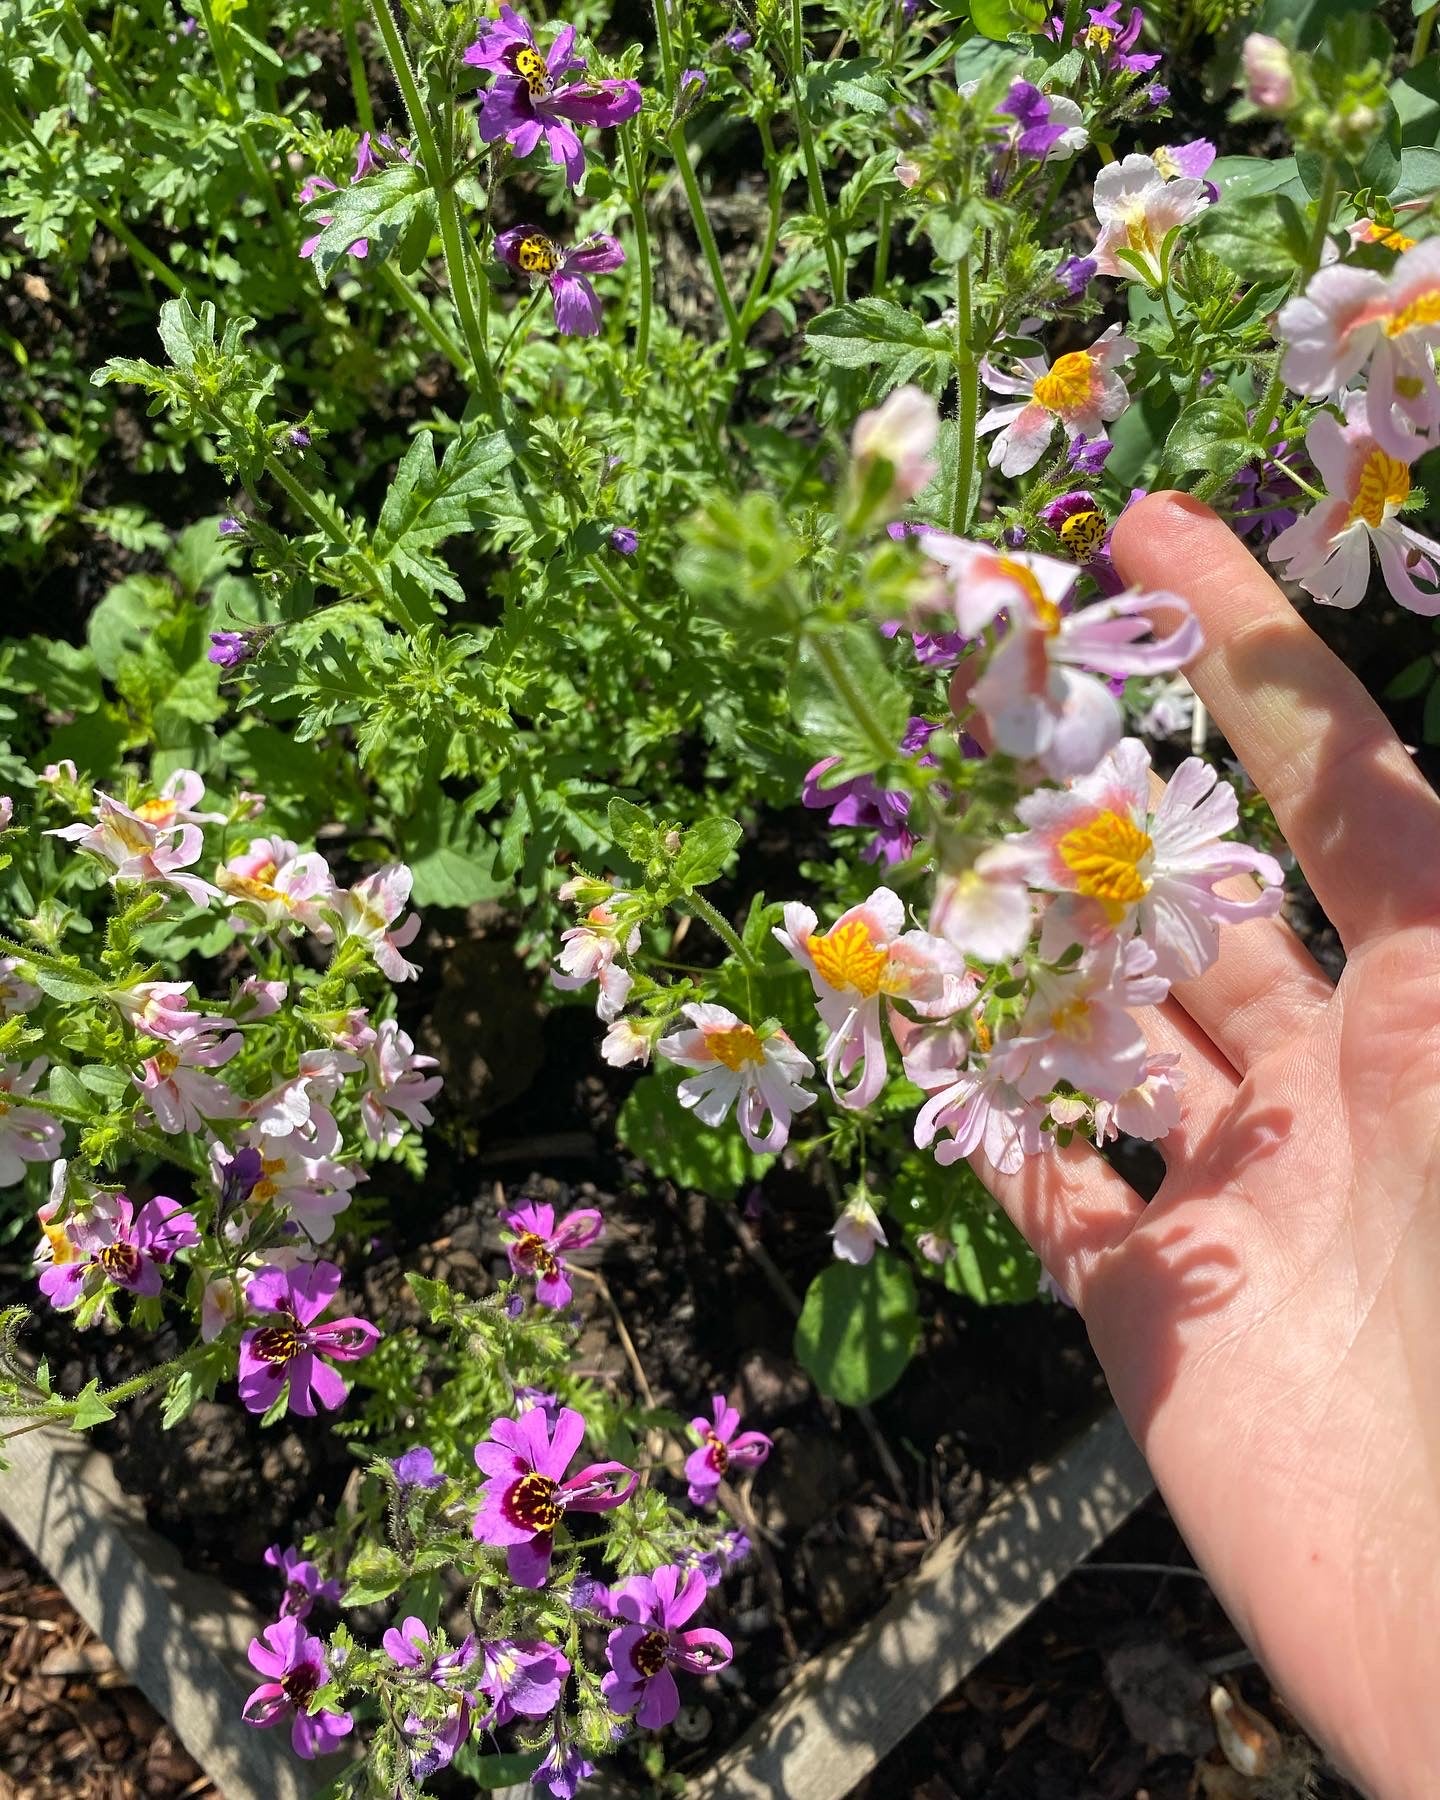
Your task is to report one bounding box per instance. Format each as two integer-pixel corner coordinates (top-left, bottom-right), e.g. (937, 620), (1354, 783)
(1241, 34), (1294, 111)
(978, 324), (1135, 477)
(337, 864), (422, 981)
(134, 1030), (243, 1134)
(552, 891), (640, 1022)
(1091, 152), (1211, 283)
(0, 958), (41, 1018)
(600, 1017), (653, 1068)
(929, 857), (1032, 965)
(657, 1003), (815, 1154)
(358, 1021), (442, 1146)
(1093, 1051), (1185, 1144)
(0, 1061), (64, 1186)
(851, 386), (940, 507)
(1268, 392), (1440, 614)
(831, 1194), (887, 1265)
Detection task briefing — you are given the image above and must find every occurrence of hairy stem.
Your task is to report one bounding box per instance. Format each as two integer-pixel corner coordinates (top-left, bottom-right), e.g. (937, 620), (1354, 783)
(620, 123), (654, 365)
(948, 258), (979, 535)
(1255, 158), (1339, 443)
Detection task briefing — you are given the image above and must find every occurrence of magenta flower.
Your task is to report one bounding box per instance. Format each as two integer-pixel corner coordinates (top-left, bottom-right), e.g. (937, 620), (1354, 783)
(37, 1195), (198, 1311)
(684, 1396), (772, 1507)
(264, 1544), (342, 1621)
(802, 763), (914, 865)
(501, 1200), (603, 1307)
(601, 1566), (733, 1728)
(998, 81), (1067, 159)
(472, 1405), (636, 1588)
(382, 1616), (478, 1685)
(494, 227), (626, 337)
(237, 1263), (379, 1417)
(535, 1727), (594, 1799)
(1081, 2), (1160, 71)
(479, 1638), (571, 1723)
(464, 7), (641, 187)
(208, 630), (253, 669)
(392, 1444), (445, 1490)
(243, 1615), (353, 1759)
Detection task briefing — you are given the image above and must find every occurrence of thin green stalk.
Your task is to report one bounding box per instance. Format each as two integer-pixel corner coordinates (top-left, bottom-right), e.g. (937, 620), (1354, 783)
(96, 205), (186, 297)
(668, 121), (742, 345)
(741, 115), (785, 331)
(192, 0), (293, 245)
(948, 259), (979, 535)
(59, 5), (136, 107)
(263, 456), (429, 628)
(1255, 158), (1339, 440)
(808, 631), (901, 769)
(873, 197), (891, 298)
(378, 260), (468, 373)
(339, 0), (377, 134)
(685, 892), (756, 969)
(620, 122), (654, 365)
(1413, 2), (1437, 66)
(650, 0), (678, 96)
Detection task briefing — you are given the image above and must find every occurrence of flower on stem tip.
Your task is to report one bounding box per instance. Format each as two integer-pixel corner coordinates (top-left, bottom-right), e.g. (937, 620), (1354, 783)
(1091, 153), (1211, 283)
(465, 8), (641, 188)
(831, 1192), (888, 1265)
(684, 1395), (772, 1506)
(997, 82), (1087, 163)
(243, 1615), (352, 1759)
(495, 226), (626, 338)
(217, 835), (335, 936)
(264, 1544), (341, 1621)
(48, 791), (220, 908)
(1268, 392), (1440, 613)
(978, 323), (1135, 477)
(37, 1194), (198, 1310)
(552, 889), (640, 1020)
(849, 386), (939, 520)
(500, 1198), (603, 1307)
(601, 1566), (733, 1728)
(237, 1262), (379, 1417)
(657, 1003), (816, 1153)
(472, 1405), (636, 1588)
(1076, 3), (1160, 73)
(337, 863), (422, 981)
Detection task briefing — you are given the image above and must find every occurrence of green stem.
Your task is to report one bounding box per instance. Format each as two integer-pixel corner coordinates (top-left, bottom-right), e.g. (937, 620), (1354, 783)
(650, 0), (678, 96)
(685, 892), (755, 969)
(1413, 2), (1437, 66)
(620, 122), (654, 365)
(948, 260), (979, 536)
(667, 122), (742, 345)
(263, 456), (428, 626)
(378, 261), (468, 373)
(1253, 157), (1339, 439)
(96, 205), (186, 297)
(741, 115), (786, 330)
(192, 0), (294, 246)
(59, 5), (136, 107)
(339, 0), (377, 134)
(789, 0), (846, 306)
(873, 198), (891, 298)
(808, 631), (901, 769)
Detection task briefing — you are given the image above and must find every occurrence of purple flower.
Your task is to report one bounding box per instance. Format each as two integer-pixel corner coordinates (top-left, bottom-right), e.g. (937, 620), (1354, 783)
(514, 1385), (564, 1424)
(567, 1573), (615, 1614)
(243, 1615), (353, 1759)
(1055, 254), (1097, 298)
(393, 1445), (445, 1490)
(464, 7), (642, 188)
(999, 81), (1066, 159)
(472, 1405), (636, 1588)
(684, 1395), (772, 1506)
(38, 1195), (198, 1310)
(682, 1524), (752, 1588)
(217, 1144), (265, 1220)
(208, 630), (254, 669)
(1067, 433), (1114, 476)
(676, 67), (707, 116)
(1145, 82), (1170, 109)
(494, 226), (626, 337)
(802, 762), (914, 864)
(501, 1199), (603, 1308)
(1082, 2), (1161, 72)
(1233, 433), (1314, 543)
(264, 1544), (342, 1620)
(601, 1566), (733, 1728)
(479, 1638), (570, 1723)
(382, 1616), (478, 1684)
(218, 515), (245, 537)
(535, 1729), (594, 1799)
(610, 526), (638, 555)
(402, 1703), (473, 1780)
(237, 1262), (380, 1417)
(724, 28), (752, 50)
(288, 426), (311, 448)
(1155, 138), (1215, 181)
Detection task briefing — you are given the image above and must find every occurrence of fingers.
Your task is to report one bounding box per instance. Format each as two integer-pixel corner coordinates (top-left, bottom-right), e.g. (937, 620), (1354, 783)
(1112, 492), (1440, 953)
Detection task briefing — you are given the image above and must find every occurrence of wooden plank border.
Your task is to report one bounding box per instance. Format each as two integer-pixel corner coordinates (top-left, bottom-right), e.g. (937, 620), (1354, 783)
(1, 1425), (314, 1800)
(684, 1405), (1153, 1800)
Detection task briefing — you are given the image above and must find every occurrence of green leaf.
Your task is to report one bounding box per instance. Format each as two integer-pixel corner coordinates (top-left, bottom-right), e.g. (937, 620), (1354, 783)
(87, 576), (173, 679)
(77, 1064), (129, 1099)
(805, 298), (954, 389)
(1392, 61), (1440, 147)
(1384, 655), (1436, 701)
(967, 0), (1048, 38)
(790, 628), (910, 782)
(34, 967), (101, 1005)
(303, 163), (432, 285)
(372, 427), (515, 606)
(617, 1075), (773, 1199)
(1154, 391), (1256, 489)
(794, 1254), (919, 1406)
(1196, 191), (1309, 276)
(71, 1381), (116, 1431)
(607, 796), (657, 861)
(1207, 155), (1306, 204)
(403, 795), (506, 908)
(672, 817), (743, 890)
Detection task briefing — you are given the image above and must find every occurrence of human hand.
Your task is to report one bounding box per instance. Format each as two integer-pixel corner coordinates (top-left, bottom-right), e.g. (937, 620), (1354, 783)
(978, 492), (1440, 1800)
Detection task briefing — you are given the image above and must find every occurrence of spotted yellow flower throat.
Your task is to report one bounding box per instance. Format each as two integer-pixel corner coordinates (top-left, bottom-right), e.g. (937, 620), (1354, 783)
(1348, 450), (1411, 528)
(806, 919), (889, 997)
(1058, 810), (1153, 921)
(1032, 350), (1094, 414)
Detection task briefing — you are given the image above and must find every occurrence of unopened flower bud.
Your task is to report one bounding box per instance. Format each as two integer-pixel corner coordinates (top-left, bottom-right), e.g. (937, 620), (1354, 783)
(675, 67), (708, 118)
(724, 27), (751, 50)
(218, 515), (245, 538)
(848, 386), (940, 530)
(1241, 34), (1294, 112)
(610, 525), (638, 555)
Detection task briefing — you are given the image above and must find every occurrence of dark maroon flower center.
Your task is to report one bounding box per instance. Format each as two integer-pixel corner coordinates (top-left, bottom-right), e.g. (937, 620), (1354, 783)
(509, 43), (551, 96)
(97, 1241), (141, 1284)
(285, 1580), (310, 1611)
(704, 1431), (729, 1475)
(281, 1662), (320, 1708)
(251, 1323), (305, 1366)
(506, 1470), (561, 1533)
(513, 1231), (559, 1279)
(631, 1630), (669, 1678)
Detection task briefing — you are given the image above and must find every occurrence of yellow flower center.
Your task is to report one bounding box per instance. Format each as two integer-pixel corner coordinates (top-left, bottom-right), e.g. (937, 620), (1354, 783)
(511, 42), (551, 96)
(1084, 22), (1114, 50)
(996, 556), (1062, 632)
(1032, 351), (1094, 415)
(134, 797), (176, 825)
(43, 1220), (76, 1264)
(1124, 210), (1159, 259)
(1385, 288), (1440, 336)
(971, 1012), (993, 1055)
(1348, 449), (1411, 529)
(1358, 220), (1416, 252)
(807, 918), (888, 998)
(1058, 508), (1107, 561)
(1152, 146), (1180, 180)
(219, 861), (284, 906)
(1058, 810), (1153, 921)
(706, 1023), (765, 1071)
(151, 1049), (179, 1079)
(1049, 997), (1093, 1038)
(250, 1156), (287, 1207)
(518, 233), (560, 275)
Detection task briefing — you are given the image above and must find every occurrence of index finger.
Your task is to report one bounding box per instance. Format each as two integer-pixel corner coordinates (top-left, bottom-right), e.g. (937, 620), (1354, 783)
(1111, 492), (1440, 953)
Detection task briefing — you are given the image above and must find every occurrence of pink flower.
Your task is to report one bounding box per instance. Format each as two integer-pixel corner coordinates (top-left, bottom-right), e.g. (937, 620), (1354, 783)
(850, 386), (940, 510)
(336, 864), (422, 981)
(37, 1194), (199, 1309)
(358, 1020), (442, 1146)
(0, 957), (41, 1018)
(234, 975), (287, 1020)
(264, 1543), (342, 1620)
(1241, 34), (1294, 110)
(1277, 240), (1440, 458)
(830, 1192), (888, 1264)
(978, 325), (1135, 477)
(212, 1132), (360, 1244)
(472, 1405), (636, 1588)
(994, 937), (1167, 1103)
(929, 855), (1033, 964)
(1268, 391), (1440, 614)
(243, 1615), (353, 1758)
(501, 1199), (603, 1308)
(600, 1016), (653, 1067)
(775, 888), (969, 1109)
(127, 768), (226, 830)
(1093, 1050), (1185, 1144)
(111, 980), (225, 1041)
(237, 1262), (378, 1417)
(48, 793), (219, 907)
(216, 836), (336, 935)
(1091, 152), (1212, 283)
(601, 1567), (732, 1728)
(494, 227), (627, 335)
(991, 736), (1285, 979)
(552, 891), (640, 1021)
(243, 1048), (360, 1157)
(134, 1029), (242, 1133)
(656, 1003), (816, 1153)
(912, 1055), (1047, 1175)
(683, 1396), (772, 1506)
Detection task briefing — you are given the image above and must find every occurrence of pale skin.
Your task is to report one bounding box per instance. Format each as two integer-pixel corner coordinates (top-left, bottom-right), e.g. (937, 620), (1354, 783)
(974, 493), (1440, 1799)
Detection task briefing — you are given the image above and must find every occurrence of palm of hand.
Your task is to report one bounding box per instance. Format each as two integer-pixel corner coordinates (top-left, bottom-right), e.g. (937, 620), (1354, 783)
(980, 497), (1440, 1800)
